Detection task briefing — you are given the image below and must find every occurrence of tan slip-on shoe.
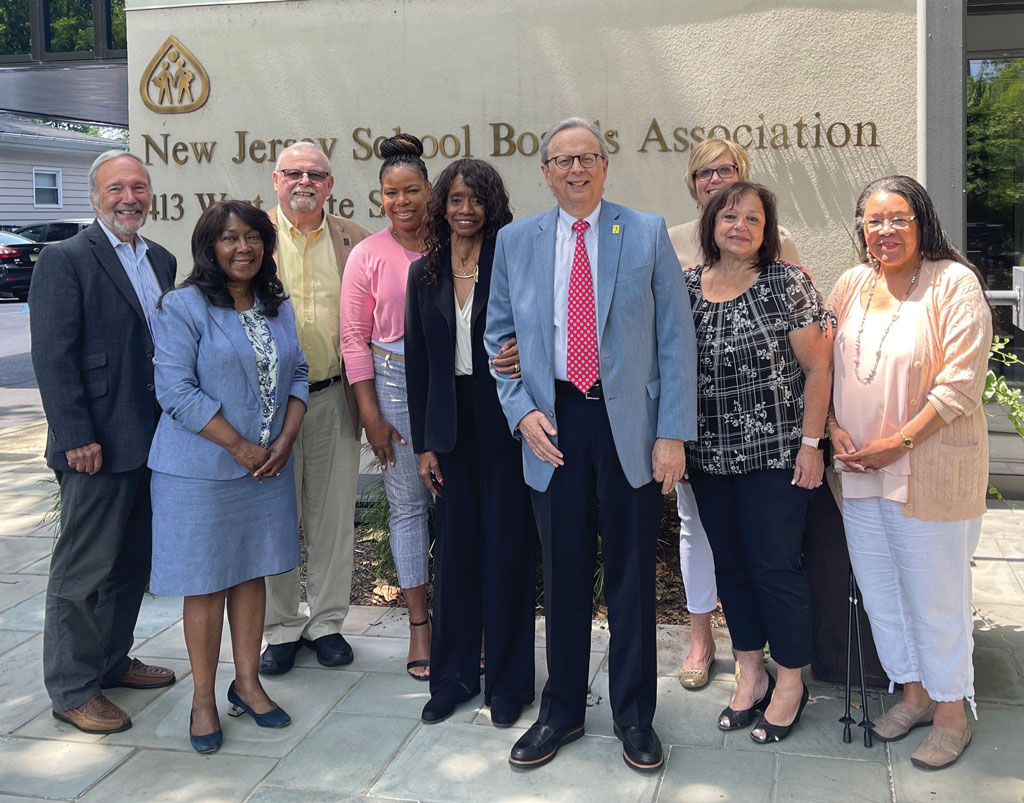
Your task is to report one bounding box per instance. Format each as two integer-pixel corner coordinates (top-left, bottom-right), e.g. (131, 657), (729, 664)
(870, 700), (937, 742)
(678, 642), (716, 690)
(910, 723), (971, 770)
(101, 658), (176, 690)
(52, 693), (132, 734)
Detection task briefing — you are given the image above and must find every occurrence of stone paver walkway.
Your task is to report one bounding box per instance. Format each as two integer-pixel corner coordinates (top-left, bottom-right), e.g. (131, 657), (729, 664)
(1, 434), (1022, 802)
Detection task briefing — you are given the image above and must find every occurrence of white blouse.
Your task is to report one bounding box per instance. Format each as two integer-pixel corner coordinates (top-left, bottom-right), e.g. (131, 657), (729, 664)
(454, 285), (474, 376)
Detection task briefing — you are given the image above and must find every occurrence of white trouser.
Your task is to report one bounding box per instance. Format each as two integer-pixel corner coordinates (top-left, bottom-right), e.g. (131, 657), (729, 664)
(842, 497), (981, 715)
(676, 482), (718, 615)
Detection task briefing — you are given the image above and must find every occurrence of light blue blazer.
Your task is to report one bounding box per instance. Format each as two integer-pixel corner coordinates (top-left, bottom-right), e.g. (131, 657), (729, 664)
(484, 201), (697, 492)
(148, 284), (309, 480)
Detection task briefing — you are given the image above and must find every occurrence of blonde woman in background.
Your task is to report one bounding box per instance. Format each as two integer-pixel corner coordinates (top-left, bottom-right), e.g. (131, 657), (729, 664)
(667, 139), (800, 691)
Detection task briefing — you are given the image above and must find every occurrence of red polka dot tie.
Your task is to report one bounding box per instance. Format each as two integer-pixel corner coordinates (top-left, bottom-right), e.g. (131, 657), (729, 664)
(567, 219), (599, 393)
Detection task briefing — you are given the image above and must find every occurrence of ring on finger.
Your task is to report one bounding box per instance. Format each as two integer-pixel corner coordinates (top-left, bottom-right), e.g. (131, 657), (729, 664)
(514, 361), (520, 373)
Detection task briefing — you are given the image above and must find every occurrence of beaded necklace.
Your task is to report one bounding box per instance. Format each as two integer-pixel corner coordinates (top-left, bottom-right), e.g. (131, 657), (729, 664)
(853, 256), (922, 385)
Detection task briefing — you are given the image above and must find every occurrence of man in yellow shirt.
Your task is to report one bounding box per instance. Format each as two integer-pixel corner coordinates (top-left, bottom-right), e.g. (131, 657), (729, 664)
(261, 142), (371, 674)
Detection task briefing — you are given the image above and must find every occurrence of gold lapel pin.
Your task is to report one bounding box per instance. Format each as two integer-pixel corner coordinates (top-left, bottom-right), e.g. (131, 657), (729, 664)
(612, 224), (621, 234)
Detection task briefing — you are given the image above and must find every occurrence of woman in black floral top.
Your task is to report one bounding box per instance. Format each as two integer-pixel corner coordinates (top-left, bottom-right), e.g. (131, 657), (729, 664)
(685, 182), (833, 744)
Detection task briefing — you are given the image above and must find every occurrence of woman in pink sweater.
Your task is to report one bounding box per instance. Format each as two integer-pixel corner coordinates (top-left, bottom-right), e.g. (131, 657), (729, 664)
(340, 134), (435, 679)
(827, 175), (992, 771)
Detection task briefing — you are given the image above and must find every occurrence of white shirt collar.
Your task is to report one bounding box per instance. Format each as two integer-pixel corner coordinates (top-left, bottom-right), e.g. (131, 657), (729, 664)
(556, 202), (602, 238)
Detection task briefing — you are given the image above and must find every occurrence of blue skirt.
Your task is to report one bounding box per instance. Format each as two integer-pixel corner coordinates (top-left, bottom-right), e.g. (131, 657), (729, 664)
(150, 464), (299, 596)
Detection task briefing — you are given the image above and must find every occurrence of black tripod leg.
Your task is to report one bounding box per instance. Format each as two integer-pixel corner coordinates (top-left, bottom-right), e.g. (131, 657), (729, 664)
(840, 569), (856, 743)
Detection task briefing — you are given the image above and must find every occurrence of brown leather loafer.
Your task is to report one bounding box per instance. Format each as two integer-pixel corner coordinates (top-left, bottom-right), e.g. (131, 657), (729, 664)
(53, 694), (132, 734)
(870, 700), (936, 742)
(101, 658), (176, 690)
(910, 723), (971, 770)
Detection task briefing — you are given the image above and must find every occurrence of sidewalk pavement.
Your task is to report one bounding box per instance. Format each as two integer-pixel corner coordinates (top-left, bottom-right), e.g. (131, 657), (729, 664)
(0, 425), (1022, 803)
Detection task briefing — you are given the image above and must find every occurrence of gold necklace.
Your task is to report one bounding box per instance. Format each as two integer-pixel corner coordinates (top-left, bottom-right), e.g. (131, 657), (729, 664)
(451, 264), (478, 282)
(853, 257), (922, 385)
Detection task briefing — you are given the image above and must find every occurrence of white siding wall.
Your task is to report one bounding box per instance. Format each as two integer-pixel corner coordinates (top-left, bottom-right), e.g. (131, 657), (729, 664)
(0, 145), (100, 227)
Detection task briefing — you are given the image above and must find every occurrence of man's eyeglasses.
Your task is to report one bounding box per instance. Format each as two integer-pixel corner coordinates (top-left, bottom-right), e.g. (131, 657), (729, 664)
(277, 169), (330, 183)
(544, 153), (603, 170)
(864, 215), (916, 232)
(693, 164), (737, 182)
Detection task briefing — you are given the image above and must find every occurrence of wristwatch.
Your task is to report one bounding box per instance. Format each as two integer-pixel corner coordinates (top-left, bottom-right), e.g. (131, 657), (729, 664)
(897, 429), (914, 449)
(800, 436), (821, 449)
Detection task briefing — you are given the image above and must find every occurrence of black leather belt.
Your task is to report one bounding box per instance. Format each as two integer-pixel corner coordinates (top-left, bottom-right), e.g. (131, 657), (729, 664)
(309, 375), (342, 393)
(555, 379), (603, 400)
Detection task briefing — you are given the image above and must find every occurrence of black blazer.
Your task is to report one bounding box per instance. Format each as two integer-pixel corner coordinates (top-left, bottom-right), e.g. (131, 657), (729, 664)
(405, 238), (517, 455)
(29, 221), (177, 473)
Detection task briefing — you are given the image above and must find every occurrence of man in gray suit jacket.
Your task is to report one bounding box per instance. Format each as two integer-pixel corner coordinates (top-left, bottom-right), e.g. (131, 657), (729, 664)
(485, 118), (697, 772)
(30, 151), (177, 735)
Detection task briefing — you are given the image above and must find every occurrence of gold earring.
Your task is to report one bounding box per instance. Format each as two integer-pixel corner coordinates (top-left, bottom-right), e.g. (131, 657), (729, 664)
(379, 204), (385, 216)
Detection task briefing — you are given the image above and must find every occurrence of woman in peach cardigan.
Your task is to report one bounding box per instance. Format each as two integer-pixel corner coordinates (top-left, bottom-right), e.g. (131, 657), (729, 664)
(827, 175), (992, 771)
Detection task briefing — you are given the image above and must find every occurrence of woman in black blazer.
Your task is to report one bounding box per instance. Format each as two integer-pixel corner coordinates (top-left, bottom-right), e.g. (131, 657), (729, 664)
(405, 158), (536, 727)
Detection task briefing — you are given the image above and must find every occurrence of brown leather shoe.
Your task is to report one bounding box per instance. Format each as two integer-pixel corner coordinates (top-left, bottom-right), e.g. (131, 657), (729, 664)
(910, 723), (971, 770)
(101, 658), (176, 690)
(53, 694), (132, 734)
(870, 700), (937, 742)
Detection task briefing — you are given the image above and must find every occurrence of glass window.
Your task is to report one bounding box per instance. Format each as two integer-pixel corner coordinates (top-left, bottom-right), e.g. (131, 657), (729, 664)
(107, 0), (126, 50)
(45, 0), (94, 54)
(33, 169), (62, 207)
(0, 0), (31, 58)
(967, 56), (1024, 385)
(48, 223), (81, 240)
(16, 225), (45, 242)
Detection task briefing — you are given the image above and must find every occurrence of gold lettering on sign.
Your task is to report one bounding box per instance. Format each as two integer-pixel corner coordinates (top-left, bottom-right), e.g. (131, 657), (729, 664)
(140, 36), (210, 115)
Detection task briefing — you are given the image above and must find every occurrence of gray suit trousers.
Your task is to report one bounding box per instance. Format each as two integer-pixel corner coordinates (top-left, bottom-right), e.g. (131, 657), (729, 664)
(44, 467), (152, 711)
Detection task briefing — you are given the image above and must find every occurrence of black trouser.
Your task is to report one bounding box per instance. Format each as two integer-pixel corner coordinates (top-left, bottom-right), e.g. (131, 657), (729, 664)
(688, 466), (814, 668)
(44, 466), (152, 711)
(530, 386), (662, 730)
(430, 376), (537, 704)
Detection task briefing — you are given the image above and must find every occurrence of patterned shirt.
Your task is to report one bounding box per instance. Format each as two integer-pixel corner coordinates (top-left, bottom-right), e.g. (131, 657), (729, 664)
(685, 261), (830, 475)
(237, 306), (279, 448)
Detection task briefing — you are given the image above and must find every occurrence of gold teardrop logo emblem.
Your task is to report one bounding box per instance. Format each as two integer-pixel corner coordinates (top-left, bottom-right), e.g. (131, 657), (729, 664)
(140, 36), (209, 115)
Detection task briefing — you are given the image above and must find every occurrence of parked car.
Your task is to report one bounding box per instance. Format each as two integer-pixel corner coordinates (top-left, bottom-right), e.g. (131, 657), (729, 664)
(0, 232), (44, 300)
(14, 219), (92, 246)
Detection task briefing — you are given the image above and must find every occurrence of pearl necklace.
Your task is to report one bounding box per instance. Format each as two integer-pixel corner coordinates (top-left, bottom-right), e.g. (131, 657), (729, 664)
(853, 257), (922, 385)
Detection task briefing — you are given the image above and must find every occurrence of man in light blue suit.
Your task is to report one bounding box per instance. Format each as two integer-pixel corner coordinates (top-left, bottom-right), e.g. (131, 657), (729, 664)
(485, 117), (697, 773)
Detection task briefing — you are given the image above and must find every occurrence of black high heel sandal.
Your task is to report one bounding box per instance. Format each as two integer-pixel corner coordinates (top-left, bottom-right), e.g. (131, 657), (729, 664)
(406, 617), (430, 681)
(718, 671), (775, 731)
(750, 683), (810, 743)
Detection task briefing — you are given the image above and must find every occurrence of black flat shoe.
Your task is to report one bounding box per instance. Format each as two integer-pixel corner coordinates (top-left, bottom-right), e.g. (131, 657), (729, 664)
(750, 683), (810, 743)
(613, 723), (664, 772)
(301, 633), (354, 667)
(406, 618), (430, 681)
(421, 690), (463, 724)
(489, 697), (522, 728)
(718, 671), (775, 731)
(509, 721), (584, 769)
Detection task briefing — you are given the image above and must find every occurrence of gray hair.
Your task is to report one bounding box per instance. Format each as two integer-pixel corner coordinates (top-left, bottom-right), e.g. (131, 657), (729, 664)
(539, 117), (607, 163)
(274, 141), (330, 172)
(88, 150), (151, 203)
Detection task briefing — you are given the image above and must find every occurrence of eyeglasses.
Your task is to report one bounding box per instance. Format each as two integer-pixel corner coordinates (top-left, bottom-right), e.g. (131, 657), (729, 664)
(864, 215), (916, 232)
(694, 164), (737, 182)
(544, 153), (603, 170)
(277, 169), (330, 183)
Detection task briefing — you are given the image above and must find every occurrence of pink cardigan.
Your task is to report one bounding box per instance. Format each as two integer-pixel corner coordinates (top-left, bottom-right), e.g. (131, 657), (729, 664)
(339, 228), (421, 384)
(827, 259), (992, 521)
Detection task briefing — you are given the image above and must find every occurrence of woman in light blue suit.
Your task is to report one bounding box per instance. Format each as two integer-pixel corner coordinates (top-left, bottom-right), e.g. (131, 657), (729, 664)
(148, 200), (308, 754)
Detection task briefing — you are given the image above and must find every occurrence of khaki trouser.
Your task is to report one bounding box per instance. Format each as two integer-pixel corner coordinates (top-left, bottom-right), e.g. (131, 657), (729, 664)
(264, 381), (359, 643)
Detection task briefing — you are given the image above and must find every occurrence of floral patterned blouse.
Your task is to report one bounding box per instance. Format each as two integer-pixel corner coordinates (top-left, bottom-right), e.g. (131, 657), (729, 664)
(237, 306), (279, 448)
(684, 261), (831, 475)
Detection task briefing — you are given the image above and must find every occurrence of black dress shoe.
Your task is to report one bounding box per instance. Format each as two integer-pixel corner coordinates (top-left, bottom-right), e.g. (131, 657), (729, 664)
(509, 721), (584, 769)
(421, 690), (464, 724)
(613, 723), (664, 772)
(301, 633), (354, 667)
(718, 670), (775, 731)
(489, 697), (522, 728)
(259, 641), (303, 676)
